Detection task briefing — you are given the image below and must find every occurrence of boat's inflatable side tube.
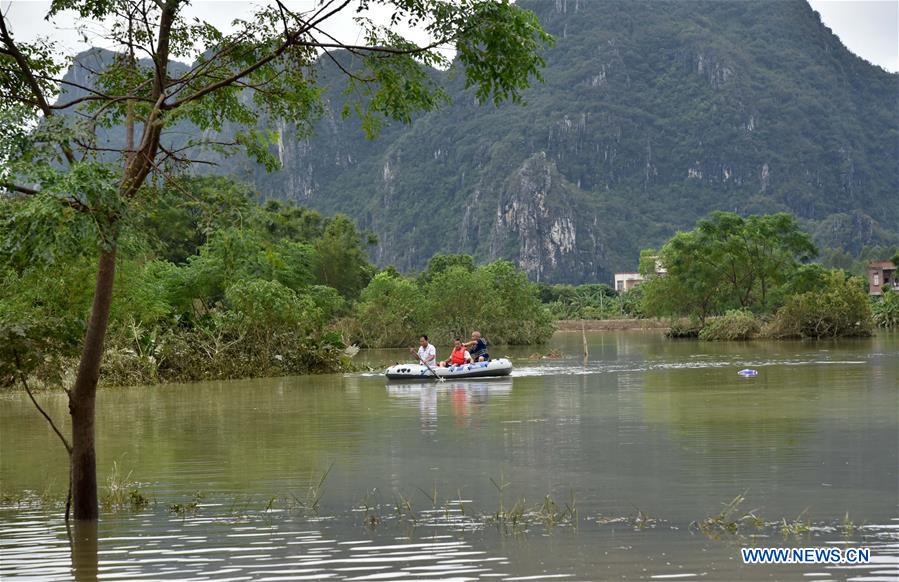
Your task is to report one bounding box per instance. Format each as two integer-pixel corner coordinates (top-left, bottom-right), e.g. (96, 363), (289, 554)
(385, 358), (513, 380)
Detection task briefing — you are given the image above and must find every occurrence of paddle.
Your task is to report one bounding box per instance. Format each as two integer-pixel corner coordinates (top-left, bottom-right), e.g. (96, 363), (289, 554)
(411, 348), (445, 383)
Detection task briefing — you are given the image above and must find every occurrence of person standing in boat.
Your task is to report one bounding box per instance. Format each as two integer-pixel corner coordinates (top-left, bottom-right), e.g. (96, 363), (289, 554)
(463, 331), (490, 362)
(438, 338), (472, 367)
(410, 335), (437, 368)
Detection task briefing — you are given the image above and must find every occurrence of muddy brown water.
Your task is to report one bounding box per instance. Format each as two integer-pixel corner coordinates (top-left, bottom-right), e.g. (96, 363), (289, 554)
(1, 331), (897, 580)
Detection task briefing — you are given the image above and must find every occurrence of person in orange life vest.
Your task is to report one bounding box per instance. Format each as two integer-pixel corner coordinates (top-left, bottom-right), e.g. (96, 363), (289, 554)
(438, 338), (472, 367)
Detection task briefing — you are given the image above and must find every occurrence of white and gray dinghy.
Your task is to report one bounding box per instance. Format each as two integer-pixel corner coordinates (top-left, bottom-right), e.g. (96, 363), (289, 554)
(385, 358), (513, 380)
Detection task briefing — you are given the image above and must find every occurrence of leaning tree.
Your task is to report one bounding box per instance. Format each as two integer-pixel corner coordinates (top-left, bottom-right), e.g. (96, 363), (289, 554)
(0, 0), (551, 521)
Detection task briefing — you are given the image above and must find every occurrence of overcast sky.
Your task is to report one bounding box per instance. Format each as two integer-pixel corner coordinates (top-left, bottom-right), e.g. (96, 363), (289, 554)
(1, 0), (897, 73)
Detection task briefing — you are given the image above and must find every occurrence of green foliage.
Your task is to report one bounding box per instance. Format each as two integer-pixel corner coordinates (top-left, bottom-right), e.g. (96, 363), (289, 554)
(618, 287), (645, 319)
(765, 271), (873, 338)
(872, 290), (899, 329)
(665, 318), (702, 339)
(418, 254), (476, 285)
(641, 232), (724, 323)
(0, 192), (96, 271)
(424, 260), (551, 345)
(469, 259), (553, 344)
(0, 175), (378, 385)
(537, 282), (641, 319)
(347, 272), (427, 348)
(641, 212), (817, 321)
(698, 310), (761, 341)
(820, 244), (898, 277)
(135, 176), (257, 263)
(642, 213), (874, 340)
(313, 215), (375, 298)
(0, 257), (94, 386)
(224, 279), (316, 337)
(454, 0), (554, 106)
(347, 260), (553, 348)
(307, 285), (347, 325)
(2, 172), (553, 384)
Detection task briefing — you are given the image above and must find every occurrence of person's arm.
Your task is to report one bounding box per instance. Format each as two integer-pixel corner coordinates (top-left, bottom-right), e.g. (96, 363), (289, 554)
(462, 339), (476, 348)
(463, 350), (472, 363)
(425, 346), (436, 364)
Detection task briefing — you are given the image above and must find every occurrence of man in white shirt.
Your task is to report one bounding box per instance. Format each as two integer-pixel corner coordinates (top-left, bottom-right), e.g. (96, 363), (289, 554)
(410, 335), (437, 368)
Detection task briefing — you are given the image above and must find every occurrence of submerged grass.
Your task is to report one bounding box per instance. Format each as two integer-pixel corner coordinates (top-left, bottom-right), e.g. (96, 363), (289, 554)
(2, 474), (866, 547)
(482, 472), (578, 534)
(170, 491), (204, 516)
(780, 508), (812, 537)
(288, 463), (333, 515)
(343, 472), (578, 536)
(0, 484), (67, 510)
(692, 493), (763, 539)
(101, 460), (153, 512)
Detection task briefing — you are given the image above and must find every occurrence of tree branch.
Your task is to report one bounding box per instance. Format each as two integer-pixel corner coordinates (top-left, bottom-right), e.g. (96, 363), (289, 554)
(0, 15), (76, 165)
(0, 181), (40, 195)
(165, 0), (353, 109)
(157, 143), (220, 166)
(14, 352), (73, 455)
(50, 93), (153, 111)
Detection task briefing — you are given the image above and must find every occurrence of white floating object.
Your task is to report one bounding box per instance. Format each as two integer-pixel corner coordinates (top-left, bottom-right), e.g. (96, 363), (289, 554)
(737, 369), (759, 377)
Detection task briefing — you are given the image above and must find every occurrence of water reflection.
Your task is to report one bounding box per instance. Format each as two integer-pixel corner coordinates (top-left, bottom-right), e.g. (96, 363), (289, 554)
(1, 508), (894, 581)
(71, 520), (98, 582)
(386, 380), (514, 433)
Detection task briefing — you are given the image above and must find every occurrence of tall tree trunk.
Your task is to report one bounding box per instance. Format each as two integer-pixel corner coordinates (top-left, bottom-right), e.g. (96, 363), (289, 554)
(69, 247), (117, 521)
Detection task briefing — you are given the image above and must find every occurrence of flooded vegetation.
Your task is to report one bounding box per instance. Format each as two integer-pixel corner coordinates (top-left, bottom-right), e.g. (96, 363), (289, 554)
(2, 331), (897, 580)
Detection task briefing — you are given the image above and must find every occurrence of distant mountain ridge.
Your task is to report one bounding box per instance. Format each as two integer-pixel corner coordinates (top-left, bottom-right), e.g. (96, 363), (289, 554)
(61, 0), (899, 283)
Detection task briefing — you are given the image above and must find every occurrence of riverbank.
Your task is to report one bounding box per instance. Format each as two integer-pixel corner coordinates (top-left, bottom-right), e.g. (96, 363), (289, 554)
(554, 318), (669, 331)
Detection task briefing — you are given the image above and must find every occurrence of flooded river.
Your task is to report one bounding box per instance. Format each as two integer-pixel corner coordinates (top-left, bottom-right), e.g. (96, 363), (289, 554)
(1, 331), (897, 580)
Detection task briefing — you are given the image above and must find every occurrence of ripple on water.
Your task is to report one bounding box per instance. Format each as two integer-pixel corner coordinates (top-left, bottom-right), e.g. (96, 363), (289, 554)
(0, 509), (536, 581)
(2, 507), (898, 581)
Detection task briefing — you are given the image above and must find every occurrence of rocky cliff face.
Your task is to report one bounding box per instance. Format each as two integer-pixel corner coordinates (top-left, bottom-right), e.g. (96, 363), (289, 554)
(486, 153), (595, 281)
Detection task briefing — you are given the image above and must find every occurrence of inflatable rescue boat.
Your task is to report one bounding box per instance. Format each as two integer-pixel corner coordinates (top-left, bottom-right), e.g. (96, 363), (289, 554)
(385, 358), (513, 380)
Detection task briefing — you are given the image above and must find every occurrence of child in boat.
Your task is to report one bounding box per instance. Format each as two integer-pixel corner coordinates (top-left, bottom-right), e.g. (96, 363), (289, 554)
(438, 338), (472, 367)
(463, 331), (490, 362)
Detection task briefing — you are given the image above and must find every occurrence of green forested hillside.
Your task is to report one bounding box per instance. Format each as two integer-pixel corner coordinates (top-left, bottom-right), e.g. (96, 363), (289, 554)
(62, 0), (899, 282)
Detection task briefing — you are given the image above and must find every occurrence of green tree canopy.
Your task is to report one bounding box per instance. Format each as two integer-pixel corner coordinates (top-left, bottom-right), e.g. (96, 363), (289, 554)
(641, 212), (817, 321)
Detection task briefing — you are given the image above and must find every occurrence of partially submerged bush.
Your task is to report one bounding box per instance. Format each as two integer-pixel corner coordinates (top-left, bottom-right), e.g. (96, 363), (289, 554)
(872, 290), (899, 329)
(101, 322), (350, 386)
(765, 271), (873, 338)
(666, 318), (702, 339)
(699, 310), (761, 341)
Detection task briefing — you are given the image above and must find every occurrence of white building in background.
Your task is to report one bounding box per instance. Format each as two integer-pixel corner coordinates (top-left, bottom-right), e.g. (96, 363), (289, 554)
(614, 256), (666, 292)
(614, 273), (644, 292)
